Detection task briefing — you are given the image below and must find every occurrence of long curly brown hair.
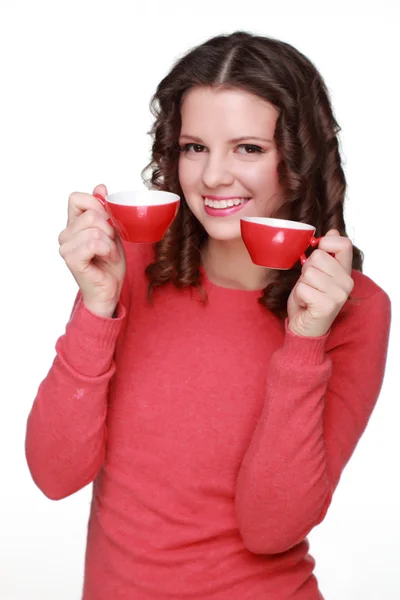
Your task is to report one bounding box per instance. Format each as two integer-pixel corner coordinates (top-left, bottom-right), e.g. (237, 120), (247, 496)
(141, 31), (363, 319)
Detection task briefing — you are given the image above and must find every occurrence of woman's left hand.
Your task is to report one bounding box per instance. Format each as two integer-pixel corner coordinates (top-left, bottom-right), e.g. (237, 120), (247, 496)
(287, 230), (355, 338)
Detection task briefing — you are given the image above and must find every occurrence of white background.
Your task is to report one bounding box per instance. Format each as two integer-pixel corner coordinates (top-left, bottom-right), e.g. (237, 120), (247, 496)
(1, 1), (399, 598)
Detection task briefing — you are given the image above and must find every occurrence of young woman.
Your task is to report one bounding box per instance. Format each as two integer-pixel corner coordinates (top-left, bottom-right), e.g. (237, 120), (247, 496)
(26, 31), (391, 599)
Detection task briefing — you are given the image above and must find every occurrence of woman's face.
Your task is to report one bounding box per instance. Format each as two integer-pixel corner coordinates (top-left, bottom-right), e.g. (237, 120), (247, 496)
(178, 86), (283, 241)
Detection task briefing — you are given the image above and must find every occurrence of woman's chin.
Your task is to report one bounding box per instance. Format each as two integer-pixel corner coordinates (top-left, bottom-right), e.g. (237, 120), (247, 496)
(203, 222), (242, 242)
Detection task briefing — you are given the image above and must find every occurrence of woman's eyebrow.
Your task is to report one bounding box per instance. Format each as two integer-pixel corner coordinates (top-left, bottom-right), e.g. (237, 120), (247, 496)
(179, 134), (273, 143)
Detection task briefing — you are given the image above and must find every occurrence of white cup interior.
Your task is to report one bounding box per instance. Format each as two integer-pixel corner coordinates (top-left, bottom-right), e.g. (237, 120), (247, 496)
(106, 190), (180, 206)
(241, 217), (315, 231)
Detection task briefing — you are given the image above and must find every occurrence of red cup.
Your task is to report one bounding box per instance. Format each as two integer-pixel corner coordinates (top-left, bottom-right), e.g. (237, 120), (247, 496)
(93, 190), (180, 243)
(240, 217), (322, 269)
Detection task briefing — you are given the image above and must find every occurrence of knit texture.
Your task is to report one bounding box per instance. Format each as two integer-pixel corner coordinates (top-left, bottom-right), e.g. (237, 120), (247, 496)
(26, 242), (391, 599)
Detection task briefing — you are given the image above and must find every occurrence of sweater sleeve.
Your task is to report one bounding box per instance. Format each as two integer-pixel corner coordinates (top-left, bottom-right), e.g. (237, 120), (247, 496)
(235, 289), (391, 554)
(25, 293), (126, 500)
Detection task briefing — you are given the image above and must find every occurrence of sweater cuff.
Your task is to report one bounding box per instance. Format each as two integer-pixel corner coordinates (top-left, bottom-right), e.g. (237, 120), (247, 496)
(59, 295), (126, 377)
(282, 318), (329, 366)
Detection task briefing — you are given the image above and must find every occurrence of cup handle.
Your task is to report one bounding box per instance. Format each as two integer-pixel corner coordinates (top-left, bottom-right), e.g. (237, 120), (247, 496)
(300, 235), (336, 266)
(300, 236), (322, 266)
(93, 193), (114, 226)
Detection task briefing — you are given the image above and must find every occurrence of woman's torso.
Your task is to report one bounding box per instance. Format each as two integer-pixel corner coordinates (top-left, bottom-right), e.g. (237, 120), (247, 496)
(82, 245), (323, 599)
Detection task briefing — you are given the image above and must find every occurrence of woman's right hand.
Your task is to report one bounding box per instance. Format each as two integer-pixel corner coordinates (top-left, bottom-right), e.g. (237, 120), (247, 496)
(58, 184), (126, 318)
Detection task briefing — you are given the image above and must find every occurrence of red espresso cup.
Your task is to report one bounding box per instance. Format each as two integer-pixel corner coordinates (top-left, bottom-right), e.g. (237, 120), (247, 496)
(93, 190), (180, 243)
(240, 217), (322, 269)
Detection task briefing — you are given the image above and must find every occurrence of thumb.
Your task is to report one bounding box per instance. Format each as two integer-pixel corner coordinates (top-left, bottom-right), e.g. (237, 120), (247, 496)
(92, 183), (108, 198)
(324, 229), (341, 237)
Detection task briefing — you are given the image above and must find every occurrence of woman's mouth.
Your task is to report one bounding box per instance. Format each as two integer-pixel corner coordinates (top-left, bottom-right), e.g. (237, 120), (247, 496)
(202, 197), (251, 217)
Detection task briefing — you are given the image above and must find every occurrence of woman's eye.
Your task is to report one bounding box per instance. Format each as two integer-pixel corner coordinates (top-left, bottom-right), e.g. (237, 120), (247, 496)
(181, 143), (205, 153)
(238, 144), (263, 154)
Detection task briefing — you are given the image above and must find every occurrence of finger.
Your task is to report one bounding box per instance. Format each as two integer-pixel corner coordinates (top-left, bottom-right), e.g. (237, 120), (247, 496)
(60, 228), (111, 258)
(302, 249), (337, 276)
(303, 251), (354, 295)
(317, 231), (353, 274)
(75, 238), (118, 271)
(303, 249), (346, 279)
(59, 229), (119, 267)
(68, 209), (115, 239)
(77, 235), (120, 264)
(302, 265), (353, 300)
(294, 281), (322, 307)
(92, 183), (108, 198)
(58, 212), (114, 246)
(295, 280), (344, 314)
(67, 192), (109, 226)
(301, 265), (333, 293)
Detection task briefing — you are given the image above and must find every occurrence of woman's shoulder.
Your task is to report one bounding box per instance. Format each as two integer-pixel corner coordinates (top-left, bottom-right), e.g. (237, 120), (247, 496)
(330, 269), (391, 341)
(351, 269), (390, 303)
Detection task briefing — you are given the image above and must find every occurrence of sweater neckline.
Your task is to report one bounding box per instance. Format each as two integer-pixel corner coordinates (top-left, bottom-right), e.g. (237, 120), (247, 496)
(199, 265), (265, 297)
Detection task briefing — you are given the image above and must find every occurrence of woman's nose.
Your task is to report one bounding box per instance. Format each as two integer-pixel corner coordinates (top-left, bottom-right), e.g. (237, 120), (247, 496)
(201, 153), (235, 189)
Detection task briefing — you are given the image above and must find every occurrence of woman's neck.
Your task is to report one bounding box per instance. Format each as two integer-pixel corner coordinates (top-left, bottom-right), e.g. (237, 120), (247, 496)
(201, 237), (271, 291)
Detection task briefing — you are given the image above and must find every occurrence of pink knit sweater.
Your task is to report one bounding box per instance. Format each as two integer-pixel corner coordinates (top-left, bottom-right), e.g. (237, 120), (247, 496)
(26, 242), (391, 599)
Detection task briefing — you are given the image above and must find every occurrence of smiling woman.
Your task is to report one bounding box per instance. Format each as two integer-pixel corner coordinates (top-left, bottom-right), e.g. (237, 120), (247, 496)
(25, 30), (391, 600)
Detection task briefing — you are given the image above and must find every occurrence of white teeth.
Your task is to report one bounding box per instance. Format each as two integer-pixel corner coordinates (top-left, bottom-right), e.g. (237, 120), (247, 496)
(203, 197), (249, 209)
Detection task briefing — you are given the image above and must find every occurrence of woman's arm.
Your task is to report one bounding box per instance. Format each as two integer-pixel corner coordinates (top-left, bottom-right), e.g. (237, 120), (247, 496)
(235, 289), (391, 554)
(25, 293), (126, 500)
